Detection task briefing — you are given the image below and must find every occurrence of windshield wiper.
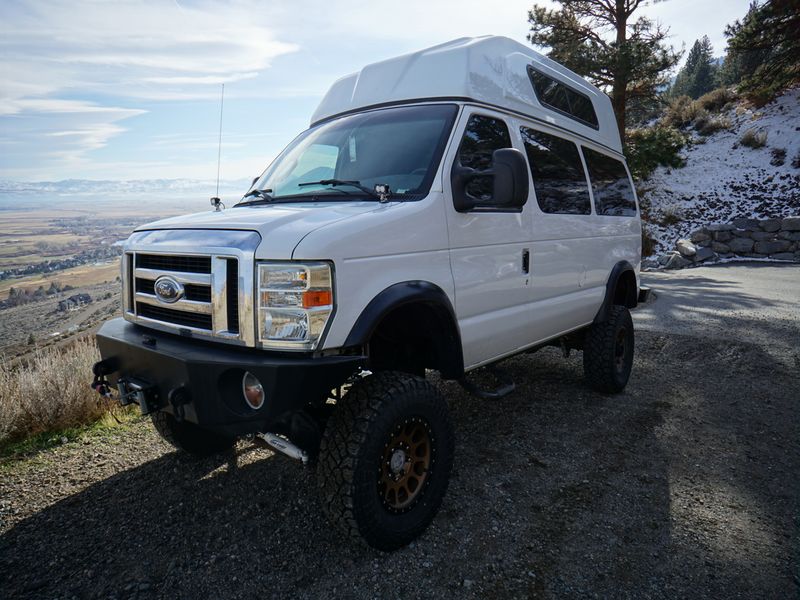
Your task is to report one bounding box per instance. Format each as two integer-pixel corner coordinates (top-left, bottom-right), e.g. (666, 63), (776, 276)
(235, 188), (274, 207)
(297, 179), (387, 200)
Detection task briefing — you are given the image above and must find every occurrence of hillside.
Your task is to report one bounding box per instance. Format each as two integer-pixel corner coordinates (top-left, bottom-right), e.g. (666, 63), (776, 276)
(644, 86), (800, 256)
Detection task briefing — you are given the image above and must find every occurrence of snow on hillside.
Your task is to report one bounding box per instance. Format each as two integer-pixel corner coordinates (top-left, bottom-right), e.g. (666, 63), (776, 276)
(645, 87), (800, 255)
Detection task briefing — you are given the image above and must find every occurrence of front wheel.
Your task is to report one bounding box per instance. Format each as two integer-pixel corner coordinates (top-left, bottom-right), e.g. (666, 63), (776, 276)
(583, 305), (635, 393)
(317, 371), (454, 551)
(150, 412), (236, 456)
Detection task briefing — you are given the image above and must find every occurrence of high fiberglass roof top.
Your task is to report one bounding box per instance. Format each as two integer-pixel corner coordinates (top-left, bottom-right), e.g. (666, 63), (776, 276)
(311, 36), (621, 154)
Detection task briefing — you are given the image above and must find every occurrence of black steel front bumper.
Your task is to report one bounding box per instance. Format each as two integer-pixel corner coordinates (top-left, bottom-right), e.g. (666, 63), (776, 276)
(95, 318), (364, 436)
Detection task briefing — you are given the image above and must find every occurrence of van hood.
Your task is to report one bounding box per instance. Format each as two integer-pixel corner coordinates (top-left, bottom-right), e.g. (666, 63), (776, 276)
(135, 201), (385, 259)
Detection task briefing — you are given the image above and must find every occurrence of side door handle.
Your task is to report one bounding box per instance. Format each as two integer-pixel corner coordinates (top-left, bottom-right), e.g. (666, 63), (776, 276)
(522, 248), (530, 274)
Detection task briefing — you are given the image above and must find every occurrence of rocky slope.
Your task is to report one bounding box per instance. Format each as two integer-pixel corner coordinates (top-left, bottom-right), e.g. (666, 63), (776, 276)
(644, 86), (800, 256)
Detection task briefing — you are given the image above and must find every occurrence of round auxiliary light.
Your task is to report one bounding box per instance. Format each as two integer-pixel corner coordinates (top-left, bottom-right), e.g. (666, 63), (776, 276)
(242, 371), (265, 410)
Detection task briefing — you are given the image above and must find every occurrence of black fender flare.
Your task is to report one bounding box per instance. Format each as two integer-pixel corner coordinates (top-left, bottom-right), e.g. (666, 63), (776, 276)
(593, 261), (638, 324)
(344, 281), (464, 379)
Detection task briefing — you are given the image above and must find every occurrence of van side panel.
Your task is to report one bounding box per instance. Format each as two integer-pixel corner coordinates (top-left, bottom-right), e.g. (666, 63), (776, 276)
(529, 215), (640, 341)
(292, 194), (456, 352)
(519, 120), (641, 344)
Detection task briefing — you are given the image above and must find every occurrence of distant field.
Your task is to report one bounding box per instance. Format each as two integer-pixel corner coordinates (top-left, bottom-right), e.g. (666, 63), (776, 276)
(0, 195), (198, 296)
(0, 260), (121, 300)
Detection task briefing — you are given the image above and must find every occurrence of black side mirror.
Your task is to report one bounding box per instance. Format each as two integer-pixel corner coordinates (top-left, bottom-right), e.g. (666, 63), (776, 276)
(451, 148), (529, 212)
(491, 148), (529, 209)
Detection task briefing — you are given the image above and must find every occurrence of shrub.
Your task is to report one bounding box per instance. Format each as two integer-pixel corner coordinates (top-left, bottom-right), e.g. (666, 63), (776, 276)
(0, 337), (110, 443)
(625, 126), (688, 180)
(664, 89), (738, 131)
(697, 116), (731, 136)
(658, 204), (684, 226)
(641, 227), (657, 257)
(691, 108), (712, 132)
(739, 128), (767, 149)
(696, 87), (738, 113)
(740, 75), (796, 107)
(663, 95), (699, 128)
(770, 148), (786, 166)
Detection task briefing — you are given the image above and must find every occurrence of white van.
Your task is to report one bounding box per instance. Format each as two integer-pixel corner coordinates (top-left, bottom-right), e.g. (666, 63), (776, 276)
(93, 36), (643, 550)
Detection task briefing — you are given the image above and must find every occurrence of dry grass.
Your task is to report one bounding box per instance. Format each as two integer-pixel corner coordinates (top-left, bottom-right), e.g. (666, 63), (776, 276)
(697, 116), (732, 136)
(657, 204), (685, 226)
(0, 336), (111, 443)
(696, 87), (738, 113)
(664, 88), (738, 131)
(663, 96), (703, 128)
(740, 128), (768, 149)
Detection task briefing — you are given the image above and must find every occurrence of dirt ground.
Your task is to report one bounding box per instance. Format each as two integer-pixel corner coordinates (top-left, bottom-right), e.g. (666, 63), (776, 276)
(0, 265), (797, 599)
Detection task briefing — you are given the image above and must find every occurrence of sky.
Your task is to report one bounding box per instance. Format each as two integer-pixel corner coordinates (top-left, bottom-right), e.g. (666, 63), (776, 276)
(0, 0), (753, 183)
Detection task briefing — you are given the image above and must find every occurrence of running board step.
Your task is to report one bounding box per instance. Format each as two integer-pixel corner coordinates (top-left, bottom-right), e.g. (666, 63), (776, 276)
(459, 365), (516, 400)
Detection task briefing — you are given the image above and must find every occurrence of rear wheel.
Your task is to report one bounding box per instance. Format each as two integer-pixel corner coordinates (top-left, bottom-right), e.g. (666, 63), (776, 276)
(317, 371), (454, 551)
(150, 411), (236, 456)
(583, 305), (634, 393)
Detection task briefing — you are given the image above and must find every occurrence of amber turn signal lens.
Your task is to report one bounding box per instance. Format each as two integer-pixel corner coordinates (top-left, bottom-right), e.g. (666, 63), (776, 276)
(302, 290), (332, 308)
(242, 371), (265, 410)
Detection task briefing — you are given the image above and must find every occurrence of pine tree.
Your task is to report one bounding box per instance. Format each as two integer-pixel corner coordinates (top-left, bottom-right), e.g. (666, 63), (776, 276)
(527, 0), (681, 144)
(724, 0), (800, 101)
(672, 36), (717, 99)
(717, 2), (769, 86)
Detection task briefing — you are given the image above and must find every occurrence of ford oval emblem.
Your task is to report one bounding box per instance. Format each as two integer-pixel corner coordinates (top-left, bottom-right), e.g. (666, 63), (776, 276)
(153, 276), (184, 304)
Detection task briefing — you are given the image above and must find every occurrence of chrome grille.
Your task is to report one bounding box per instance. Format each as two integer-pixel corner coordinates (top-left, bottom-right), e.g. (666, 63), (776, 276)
(135, 253), (211, 273)
(121, 229), (260, 347)
(126, 251), (231, 334)
(137, 302), (214, 330)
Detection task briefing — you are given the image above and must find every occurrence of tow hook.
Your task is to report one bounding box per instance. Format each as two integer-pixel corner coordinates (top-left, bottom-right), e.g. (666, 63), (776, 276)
(168, 387), (191, 422)
(256, 432), (310, 465)
(91, 358), (118, 399)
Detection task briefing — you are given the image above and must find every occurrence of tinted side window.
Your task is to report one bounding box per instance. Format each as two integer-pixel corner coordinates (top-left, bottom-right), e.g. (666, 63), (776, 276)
(520, 127), (591, 215)
(528, 67), (599, 128)
(583, 148), (637, 216)
(457, 114), (512, 201)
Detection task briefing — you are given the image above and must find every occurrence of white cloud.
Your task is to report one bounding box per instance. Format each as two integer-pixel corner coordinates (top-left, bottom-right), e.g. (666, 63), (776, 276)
(0, 0), (298, 101)
(0, 0), (297, 177)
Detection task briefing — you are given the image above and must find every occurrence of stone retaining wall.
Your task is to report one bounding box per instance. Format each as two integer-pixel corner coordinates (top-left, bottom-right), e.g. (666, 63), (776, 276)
(652, 216), (800, 269)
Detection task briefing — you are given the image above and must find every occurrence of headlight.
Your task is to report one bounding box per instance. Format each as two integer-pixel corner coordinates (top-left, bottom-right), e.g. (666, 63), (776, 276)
(257, 262), (333, 350)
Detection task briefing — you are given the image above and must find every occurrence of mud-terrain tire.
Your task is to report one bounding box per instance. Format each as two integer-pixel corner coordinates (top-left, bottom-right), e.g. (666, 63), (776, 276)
(150, 412), (236, 456)
(583, 305), (635, 393)
(317, 371), (454, 551)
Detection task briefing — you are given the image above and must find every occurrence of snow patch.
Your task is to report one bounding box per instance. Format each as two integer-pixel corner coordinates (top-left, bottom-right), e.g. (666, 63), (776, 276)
(644, 86), (800, 255)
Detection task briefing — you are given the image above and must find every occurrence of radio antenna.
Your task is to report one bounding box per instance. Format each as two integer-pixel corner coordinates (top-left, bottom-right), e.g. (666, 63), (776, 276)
(211, 83), (225, 212)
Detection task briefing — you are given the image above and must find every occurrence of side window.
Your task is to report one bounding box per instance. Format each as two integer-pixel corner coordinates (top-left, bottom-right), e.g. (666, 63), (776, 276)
(456, 114), (512, 201)
(520, 127), (591, 215)
(528, 67), (599, 129)
(582, 148), (637, 217)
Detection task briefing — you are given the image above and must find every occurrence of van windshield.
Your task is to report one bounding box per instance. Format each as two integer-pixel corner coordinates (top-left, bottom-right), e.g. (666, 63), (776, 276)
(246, 104), (459, 203)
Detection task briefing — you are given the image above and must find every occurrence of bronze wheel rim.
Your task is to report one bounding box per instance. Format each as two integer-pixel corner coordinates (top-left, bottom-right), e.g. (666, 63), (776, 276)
(378, 417), (433, 513)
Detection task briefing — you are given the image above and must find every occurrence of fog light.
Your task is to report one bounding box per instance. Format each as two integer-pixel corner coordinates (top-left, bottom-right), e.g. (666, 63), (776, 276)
(242, 371), (265, 410)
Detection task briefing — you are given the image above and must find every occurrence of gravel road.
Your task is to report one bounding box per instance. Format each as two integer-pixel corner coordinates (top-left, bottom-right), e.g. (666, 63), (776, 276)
(1, 263), (798, 599)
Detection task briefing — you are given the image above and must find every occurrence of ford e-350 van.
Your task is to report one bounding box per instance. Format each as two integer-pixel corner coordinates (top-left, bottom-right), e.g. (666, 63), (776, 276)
(93, 36), (643, 550)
